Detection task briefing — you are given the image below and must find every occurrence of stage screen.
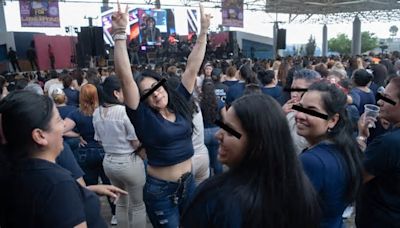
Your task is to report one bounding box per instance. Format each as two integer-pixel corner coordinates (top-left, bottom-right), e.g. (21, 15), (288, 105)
(102, 7), (198, 46)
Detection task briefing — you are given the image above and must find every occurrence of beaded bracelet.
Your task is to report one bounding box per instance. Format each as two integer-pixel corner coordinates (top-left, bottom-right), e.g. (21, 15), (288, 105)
(112, 28), (126, 35)
(112, 33), (127, 41)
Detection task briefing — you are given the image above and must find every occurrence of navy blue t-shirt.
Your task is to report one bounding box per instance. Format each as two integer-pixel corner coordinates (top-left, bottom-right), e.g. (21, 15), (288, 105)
(182, 177), (243, 228)
(350, 88), (376, 115)
(126, 83), (194, 167)
(369, 82), (380, 97)
(64, 87), (80, 107)
(223, 80), (239, 87)
(56, 141), (84, 180)
(261, 86), (283, 104)
(67, 110), (99, 147)
(300, 142), (349, 228)
(1, 158), (106, 228)
(225, 82), (245, 107)
(214, 82), (229, 102)
(57, 105), (77, 119)
(356, 128), (400, 227)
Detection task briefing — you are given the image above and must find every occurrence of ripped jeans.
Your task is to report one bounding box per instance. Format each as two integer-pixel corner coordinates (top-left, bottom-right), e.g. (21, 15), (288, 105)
(144, 173), (195, 228)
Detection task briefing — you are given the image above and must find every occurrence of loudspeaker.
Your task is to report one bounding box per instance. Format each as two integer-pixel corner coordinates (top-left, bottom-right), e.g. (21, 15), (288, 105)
(75, 43), (85, 68)
(78, 27), (92, 56)
(78, 26), (105, 57)
(92, 27), (105, 56)
(277, 29), (286, 50)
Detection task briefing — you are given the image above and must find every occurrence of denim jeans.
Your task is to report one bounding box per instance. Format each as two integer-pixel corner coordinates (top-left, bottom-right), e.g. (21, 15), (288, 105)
(74, 145), (116, 215)
(103, 153), (147, 228)
(204, 127), (223, 175)
(64, 137), (80, 152)
(144, 173), (195, 228)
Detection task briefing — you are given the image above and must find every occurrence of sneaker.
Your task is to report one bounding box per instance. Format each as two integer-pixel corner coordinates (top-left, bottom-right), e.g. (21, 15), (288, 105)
(110, 215), (117, 226)
(342, 206), (354, 219)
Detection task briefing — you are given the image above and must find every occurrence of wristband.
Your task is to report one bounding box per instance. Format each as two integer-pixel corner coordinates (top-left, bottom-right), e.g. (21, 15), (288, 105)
(112, 33), (127, 41)
(112, 28), (126, 35)
(356, 135), (367, 143)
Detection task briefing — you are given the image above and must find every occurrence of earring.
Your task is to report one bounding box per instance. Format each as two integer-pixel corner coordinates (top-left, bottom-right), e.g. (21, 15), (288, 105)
(327, 128), (332, 133)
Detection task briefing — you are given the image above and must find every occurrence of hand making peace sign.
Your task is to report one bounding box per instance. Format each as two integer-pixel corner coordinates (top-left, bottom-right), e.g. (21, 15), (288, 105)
(111, 0), (129, 34)
(200, 4), (212, 32)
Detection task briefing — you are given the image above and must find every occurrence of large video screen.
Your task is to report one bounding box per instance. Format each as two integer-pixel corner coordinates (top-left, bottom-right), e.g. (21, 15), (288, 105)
(102, 7), (198, 46)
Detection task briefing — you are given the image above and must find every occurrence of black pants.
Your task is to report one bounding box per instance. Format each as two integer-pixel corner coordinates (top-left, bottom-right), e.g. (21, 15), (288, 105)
(29, 58), (39, 71)
(10, 60), (21, 72)
(50, 56), (55, 69)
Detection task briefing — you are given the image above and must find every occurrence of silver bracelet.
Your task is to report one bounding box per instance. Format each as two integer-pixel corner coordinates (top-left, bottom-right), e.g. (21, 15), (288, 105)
(113, 33), (127, 41)
(356, 135), (367, 143)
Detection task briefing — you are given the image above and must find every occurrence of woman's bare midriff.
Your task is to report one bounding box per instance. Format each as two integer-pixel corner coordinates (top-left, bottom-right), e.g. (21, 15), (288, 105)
(147, 158), (192, 182)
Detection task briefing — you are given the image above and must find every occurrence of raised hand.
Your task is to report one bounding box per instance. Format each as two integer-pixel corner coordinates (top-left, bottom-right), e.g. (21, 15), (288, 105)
(282, 98), (298, 114)
(199, 4), (212, 32)
(111, 0), (129, 34)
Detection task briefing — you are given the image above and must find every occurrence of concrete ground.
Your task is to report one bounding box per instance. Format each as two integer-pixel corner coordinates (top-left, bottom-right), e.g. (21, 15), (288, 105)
(100, 197), (153, 228)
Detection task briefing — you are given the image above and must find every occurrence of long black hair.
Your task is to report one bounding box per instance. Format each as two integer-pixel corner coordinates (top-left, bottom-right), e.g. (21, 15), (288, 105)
(136, 70), (193, 123)
(308, 82), (363, 202)
(239, 64), (257, 85)
(200, 79), (218, 125)
(183, 94), (320, 227)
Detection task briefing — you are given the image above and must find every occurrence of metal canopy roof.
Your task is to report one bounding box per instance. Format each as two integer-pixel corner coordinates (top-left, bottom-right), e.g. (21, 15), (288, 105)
(193, 0), (400, 23)
(262, 0), (400, 14)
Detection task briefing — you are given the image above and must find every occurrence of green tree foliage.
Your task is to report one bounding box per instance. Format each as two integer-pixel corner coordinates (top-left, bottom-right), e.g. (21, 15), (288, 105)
(305, 35), (316, 56)
(328, 33), (351, 54)
(328, 32), (378, 54)
(361, 31), (378, 53)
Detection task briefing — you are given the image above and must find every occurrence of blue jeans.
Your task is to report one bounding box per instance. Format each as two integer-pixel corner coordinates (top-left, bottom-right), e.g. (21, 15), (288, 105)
(204, 127), (223, 174)
(144, 173), (195, 228)
(64, 137), (80, 152)
(74, 145), (116, 215)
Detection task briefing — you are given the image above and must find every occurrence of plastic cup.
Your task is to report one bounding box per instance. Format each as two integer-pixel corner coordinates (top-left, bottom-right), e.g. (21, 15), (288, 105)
(364, 104), (380, 128)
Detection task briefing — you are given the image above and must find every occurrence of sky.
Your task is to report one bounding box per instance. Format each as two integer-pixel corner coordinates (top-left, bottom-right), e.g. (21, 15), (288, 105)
(3, 0), (398, 48)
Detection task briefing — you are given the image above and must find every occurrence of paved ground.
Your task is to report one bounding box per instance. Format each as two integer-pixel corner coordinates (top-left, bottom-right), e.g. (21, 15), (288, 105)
(100, 197), (153, 228)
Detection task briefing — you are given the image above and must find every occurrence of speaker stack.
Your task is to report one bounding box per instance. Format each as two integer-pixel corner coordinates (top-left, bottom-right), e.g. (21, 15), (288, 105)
(277, 29), (286, 50)
(76, 26), (105, 67)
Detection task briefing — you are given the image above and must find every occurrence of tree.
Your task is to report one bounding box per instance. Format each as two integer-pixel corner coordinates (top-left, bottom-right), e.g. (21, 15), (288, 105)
(389, 25), (398, 37)
(328, 33), (351, 55)
(361, 31), (378, 53)
(305, 35), (316, 56)
(328, 32), (378, 54)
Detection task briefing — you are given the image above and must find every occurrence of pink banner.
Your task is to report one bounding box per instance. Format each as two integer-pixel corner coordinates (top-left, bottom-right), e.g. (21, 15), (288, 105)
(222, 0), (243, 28)
(20, 0), (60, 27)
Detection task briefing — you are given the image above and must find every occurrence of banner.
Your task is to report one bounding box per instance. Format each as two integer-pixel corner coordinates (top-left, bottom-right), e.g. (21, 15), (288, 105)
(19, 0), (60, 27)
(222, 0), (243, 28)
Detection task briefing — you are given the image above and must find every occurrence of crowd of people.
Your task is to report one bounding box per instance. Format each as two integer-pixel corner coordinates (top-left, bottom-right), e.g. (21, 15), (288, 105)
(0, 3), (400, 228)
